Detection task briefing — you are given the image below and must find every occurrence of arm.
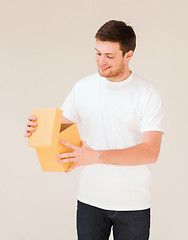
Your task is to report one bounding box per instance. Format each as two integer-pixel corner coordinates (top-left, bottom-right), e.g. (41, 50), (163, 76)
(97, 131), (163, 166)
(57, 131), (163, 172)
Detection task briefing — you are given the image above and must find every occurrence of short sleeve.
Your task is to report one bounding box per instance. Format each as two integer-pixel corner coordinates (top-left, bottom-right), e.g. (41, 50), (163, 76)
(140, 88), (165, 134)
(60, 83), (80, 123)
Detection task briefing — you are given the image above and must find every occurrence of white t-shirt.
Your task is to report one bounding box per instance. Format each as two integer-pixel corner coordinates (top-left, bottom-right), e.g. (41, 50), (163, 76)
(60, 72), (164, 211)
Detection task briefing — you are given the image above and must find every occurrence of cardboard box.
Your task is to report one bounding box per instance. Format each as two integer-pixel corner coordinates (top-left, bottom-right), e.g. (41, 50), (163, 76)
(28, 108), (82, 172)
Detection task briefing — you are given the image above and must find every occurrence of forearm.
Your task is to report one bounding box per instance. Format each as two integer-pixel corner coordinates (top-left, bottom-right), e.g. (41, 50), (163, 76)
(57, 132), (162, 172)
(96, 143), (158, 166)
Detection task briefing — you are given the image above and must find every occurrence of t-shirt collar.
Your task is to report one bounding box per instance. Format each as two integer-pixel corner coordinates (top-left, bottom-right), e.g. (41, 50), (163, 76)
(98, 71), (134, 89)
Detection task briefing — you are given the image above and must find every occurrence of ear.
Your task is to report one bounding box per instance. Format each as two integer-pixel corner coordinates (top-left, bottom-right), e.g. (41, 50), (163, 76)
(124, 50), (134, 62)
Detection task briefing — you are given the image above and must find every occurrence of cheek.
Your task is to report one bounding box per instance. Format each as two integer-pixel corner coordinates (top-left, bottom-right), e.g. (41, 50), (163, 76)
(114, 59), (123, 68)
(95, 56), (100, 63)
(109, 60), (116, 67)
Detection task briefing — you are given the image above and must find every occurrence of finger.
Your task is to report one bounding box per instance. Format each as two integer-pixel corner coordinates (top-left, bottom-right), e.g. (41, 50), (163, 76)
(25, 126), (36, 132)
(60, 140), (79, 150)
(28, 115), (37, 121)
(27, 120), (38, 127)
(66, 165), (77, 173)
(56, 152), (75, 159)
(24, 132), (31, 137)
(57, 157), (76, 163)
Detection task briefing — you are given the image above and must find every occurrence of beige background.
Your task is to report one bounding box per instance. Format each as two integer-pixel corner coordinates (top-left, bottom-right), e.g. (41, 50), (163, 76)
(0, 0), (188, 239)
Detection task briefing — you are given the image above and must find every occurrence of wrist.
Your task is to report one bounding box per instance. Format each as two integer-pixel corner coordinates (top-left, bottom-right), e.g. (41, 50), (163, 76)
(95, 150), (104, 164)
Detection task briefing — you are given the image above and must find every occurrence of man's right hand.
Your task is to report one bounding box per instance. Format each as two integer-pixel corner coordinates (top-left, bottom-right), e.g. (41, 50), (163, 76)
(24, 115), (38, 138)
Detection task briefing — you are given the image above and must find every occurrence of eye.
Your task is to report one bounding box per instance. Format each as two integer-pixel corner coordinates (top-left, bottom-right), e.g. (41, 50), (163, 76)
(96, 52), (101, 56)
(107, 56), (113, 59)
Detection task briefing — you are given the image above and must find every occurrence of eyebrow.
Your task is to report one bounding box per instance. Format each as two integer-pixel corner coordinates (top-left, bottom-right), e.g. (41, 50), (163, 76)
(95, 48), (114, 55)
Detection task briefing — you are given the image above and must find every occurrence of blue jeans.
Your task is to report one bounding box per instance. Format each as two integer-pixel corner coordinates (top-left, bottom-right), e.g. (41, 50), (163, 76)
(77, 200), (150, 240)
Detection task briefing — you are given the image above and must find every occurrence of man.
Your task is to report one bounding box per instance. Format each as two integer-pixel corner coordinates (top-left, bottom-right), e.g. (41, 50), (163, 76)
(25, 20), (164, 240)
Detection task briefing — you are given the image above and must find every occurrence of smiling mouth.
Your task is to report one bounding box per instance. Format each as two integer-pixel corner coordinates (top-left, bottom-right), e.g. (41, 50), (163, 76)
(100, 66), (111, 71)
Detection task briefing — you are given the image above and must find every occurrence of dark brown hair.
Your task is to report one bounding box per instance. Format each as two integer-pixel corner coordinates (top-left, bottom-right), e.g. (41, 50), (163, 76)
(95, 20), (136, 56)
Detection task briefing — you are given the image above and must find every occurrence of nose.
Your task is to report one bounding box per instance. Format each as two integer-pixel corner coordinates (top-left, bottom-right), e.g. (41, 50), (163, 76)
(98, 55), (108, 66)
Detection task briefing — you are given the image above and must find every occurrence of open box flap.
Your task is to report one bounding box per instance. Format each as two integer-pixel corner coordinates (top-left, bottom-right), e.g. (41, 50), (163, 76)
(28, 108), (62, 148)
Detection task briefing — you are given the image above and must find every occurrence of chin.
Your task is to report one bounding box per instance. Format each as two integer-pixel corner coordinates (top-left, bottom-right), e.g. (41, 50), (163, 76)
(98, 69), (113, 78)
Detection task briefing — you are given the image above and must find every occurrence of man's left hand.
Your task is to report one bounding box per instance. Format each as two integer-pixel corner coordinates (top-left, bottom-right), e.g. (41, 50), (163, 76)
(56, 140), (99, 173)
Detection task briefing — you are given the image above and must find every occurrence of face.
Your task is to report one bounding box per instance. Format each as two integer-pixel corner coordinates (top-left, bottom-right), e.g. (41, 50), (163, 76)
(95, 40), (131, 81)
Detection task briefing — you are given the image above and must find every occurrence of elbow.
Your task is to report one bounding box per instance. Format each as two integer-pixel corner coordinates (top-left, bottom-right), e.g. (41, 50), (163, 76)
(152, 156), (158, 164)
(144, 143), (160, 164)
(150, 150), (159, 164)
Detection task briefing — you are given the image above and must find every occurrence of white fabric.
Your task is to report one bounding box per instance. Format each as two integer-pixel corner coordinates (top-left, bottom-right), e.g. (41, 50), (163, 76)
(60, 72), (164, 211)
